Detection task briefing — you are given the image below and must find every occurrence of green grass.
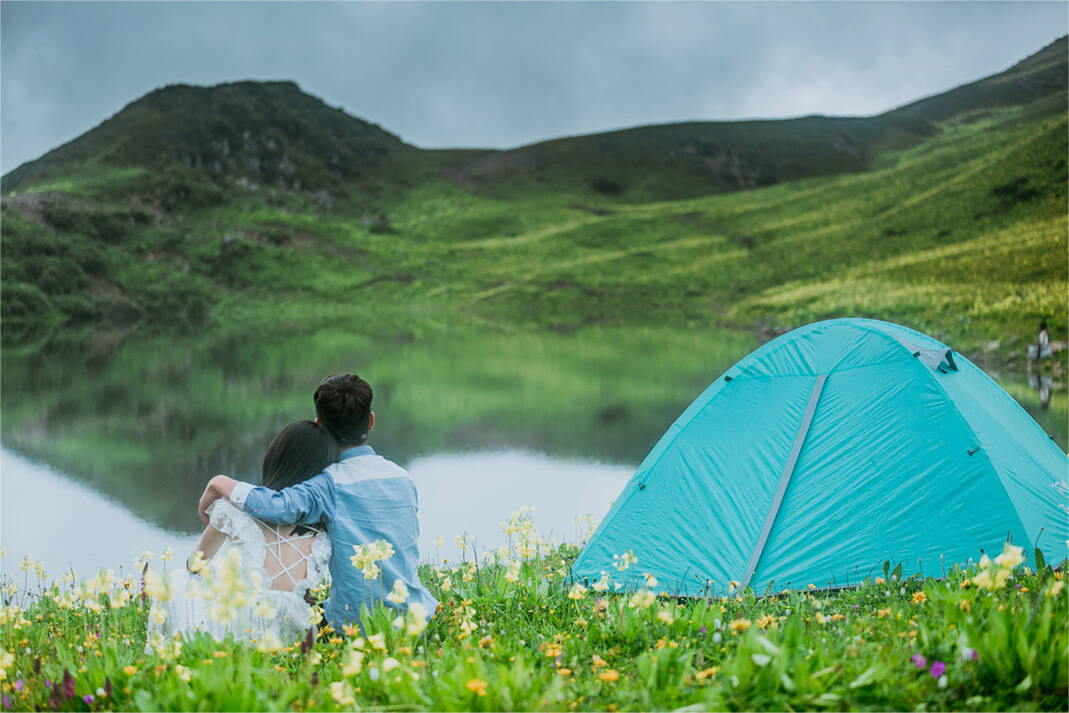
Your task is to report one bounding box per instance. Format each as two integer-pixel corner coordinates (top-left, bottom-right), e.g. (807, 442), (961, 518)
(1, 516), (1066, 711)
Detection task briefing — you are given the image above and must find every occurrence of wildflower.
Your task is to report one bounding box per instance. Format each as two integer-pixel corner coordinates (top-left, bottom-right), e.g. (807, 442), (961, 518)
(628, 590), (656, 609)
(368, 633), (387, 651)
(959, 599), (971, 612)
(0, 649), (14, 681)
(877, 608), (891, 618)
(807, 583), (816, 590)
(382, 657), (400, 672)
(478, 635), (494, 648)
(558, 668), (572, 676)
(728, 580), (740, 592)
(912, 591), (927, 604)
(213, 650), (228, 659)
(174, 665), (191, 683)
(160, 547), (174, 562)
(568, 583), (588, 600)
(440, 576), (452, 593)
(912, 653), (926, 669)
(465, 678), (488, 696)
(712, 632), (722, 643)
(1046, 580), (1065, 598)
(342, 649), (365, 676)
(504, 560), (521, 583)
(938, 674), (948, 688)
(591, 572), (611, 592)
(994, 543), (1024, 569)
(729, 619), (751, 633)
(405, 602), (429, 637)
(83, 695), (94, 705)
(644, 573), (658, 588)
(612, 551), (637, 571)
(255, 599), (276, 619)
(187, 551), (208, 574)
(434, 536), (444, 549)
(122, 666), (137, 676)
(656, 609), (674, 624)
(142, 569), (171, 602)
(696, 666), (720, 680)
(151, 608), (168, 624)
(592, 654), (608, 668)
(62, 671), (75, 700)
(875, 577), (884, 584)
(329, 681), (355, 705)
(387, 579), (409, 606)
(930, 661), (946, 678)
(598, 669), (621, 682)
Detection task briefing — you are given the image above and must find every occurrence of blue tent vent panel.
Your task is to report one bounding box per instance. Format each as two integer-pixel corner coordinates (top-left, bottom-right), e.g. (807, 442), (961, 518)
(571, 319), (1068, 595)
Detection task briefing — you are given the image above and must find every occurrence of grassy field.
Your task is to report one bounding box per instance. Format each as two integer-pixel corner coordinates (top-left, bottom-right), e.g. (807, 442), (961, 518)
(0, 510), (1065, 712)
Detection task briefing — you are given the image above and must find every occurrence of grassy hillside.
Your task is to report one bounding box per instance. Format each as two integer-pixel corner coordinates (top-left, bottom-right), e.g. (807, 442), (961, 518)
(1, 38), (1066, 364)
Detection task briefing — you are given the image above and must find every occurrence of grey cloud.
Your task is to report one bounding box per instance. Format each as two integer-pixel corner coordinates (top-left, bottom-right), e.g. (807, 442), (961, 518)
(2, 1), (1066, 173)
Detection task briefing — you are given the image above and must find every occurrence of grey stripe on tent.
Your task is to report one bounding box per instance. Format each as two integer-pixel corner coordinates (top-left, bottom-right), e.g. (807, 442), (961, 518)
(741, 373), (828, 591)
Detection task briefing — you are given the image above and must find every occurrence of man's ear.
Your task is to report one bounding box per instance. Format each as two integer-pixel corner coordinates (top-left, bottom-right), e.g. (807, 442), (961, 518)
(367, 411), (375, 434)
(314, 417), (320, 425)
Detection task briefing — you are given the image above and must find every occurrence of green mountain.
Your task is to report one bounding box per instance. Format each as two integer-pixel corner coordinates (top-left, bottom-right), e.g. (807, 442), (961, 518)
(1, 36), (1066, 361)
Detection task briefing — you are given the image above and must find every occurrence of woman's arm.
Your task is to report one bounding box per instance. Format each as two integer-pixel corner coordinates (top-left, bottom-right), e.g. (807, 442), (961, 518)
(188, 525), (226, 571)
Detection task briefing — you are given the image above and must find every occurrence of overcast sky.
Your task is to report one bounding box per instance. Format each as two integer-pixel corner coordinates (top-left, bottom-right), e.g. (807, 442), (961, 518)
(2, 2), (1066, 173)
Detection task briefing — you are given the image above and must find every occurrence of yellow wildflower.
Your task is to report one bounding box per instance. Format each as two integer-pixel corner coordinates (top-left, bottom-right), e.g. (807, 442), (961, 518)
(729, 618), (752, 632)
(568, 583), (588, 600)
(695, 666), (720, 680)
(465, 678), (488, 696)
(122, 665), (137, 676)
(592, 654), (608, 668)
(912, 591), (927, 604)
(598, 669), (621, 682)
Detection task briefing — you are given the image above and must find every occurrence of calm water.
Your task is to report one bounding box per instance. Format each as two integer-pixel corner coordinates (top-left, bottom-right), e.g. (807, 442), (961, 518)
(1, 323), (1065, 577)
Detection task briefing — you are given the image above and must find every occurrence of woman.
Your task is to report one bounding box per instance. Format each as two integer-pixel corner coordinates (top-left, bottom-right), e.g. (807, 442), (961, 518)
(147, 421), (338, 648)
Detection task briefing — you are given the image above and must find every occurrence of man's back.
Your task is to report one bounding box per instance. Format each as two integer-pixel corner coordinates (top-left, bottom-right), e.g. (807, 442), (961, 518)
(321, 446), (438, 627)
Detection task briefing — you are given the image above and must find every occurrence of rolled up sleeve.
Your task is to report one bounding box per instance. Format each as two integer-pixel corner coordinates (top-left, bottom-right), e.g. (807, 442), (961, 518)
(242, 472), (335, 525)
(229, 481), (255, 508)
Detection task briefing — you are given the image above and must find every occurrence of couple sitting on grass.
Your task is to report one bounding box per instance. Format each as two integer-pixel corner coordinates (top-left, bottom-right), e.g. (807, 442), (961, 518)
(148, 373), (437, 648)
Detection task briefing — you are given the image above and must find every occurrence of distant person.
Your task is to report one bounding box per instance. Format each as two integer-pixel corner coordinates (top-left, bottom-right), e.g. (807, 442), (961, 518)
(149, 420), (336, 646)
(1028, 319), (1052, 363)
(197, 373), (437, 633)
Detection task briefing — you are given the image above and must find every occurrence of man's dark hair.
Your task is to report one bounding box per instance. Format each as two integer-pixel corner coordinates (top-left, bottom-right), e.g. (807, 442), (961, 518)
(314, 373), (373, 445)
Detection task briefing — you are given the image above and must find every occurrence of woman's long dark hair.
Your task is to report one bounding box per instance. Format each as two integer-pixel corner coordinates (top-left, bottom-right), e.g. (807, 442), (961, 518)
(261, 421), (338, 533)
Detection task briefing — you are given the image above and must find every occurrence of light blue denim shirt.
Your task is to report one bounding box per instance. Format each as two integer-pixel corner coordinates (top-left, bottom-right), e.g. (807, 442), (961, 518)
(230, 445), (437, 630)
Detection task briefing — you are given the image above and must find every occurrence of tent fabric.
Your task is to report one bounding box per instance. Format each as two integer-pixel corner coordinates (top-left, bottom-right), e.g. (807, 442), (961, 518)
(571, 318), (1068, 596)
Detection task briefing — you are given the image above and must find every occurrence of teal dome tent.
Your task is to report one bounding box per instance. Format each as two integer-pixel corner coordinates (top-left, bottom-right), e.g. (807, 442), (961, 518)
(572, 318), (1068, 596)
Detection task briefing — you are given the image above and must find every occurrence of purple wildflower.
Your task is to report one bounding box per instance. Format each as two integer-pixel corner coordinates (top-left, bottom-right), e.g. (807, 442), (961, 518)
(969, 649), (979, 661)
(2, 694), (10, 709)
(45, 679), (52, 688)
(12, 681), (22, 693)
(930, 661), (946, 678)
(912, 653), (927, 669)
(62, 670), (75, 700)
(698, 625), (707, 635)
(83, 694), (94, 705)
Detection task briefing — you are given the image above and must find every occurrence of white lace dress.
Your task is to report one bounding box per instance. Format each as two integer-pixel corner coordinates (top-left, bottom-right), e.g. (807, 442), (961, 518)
(147, 500), (331, 647)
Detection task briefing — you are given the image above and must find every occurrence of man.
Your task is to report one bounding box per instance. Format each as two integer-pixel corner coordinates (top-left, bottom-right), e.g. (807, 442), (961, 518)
(197, 373), (437, 631)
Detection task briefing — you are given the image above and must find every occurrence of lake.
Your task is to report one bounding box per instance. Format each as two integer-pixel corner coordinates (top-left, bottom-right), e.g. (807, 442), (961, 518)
(1, 323), (1065, 578)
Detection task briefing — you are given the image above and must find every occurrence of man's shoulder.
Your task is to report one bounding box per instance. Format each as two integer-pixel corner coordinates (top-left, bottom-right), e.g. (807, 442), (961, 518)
(325, 453), (411, 486)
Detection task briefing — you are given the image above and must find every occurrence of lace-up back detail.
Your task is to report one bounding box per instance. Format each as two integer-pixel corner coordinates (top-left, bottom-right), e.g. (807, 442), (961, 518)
(260, 522), (322, 591)
(204, 499), (331, 595)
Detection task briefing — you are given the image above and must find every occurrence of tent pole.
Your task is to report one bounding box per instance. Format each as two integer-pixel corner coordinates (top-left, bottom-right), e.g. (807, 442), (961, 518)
(741, 373), (828, 591)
